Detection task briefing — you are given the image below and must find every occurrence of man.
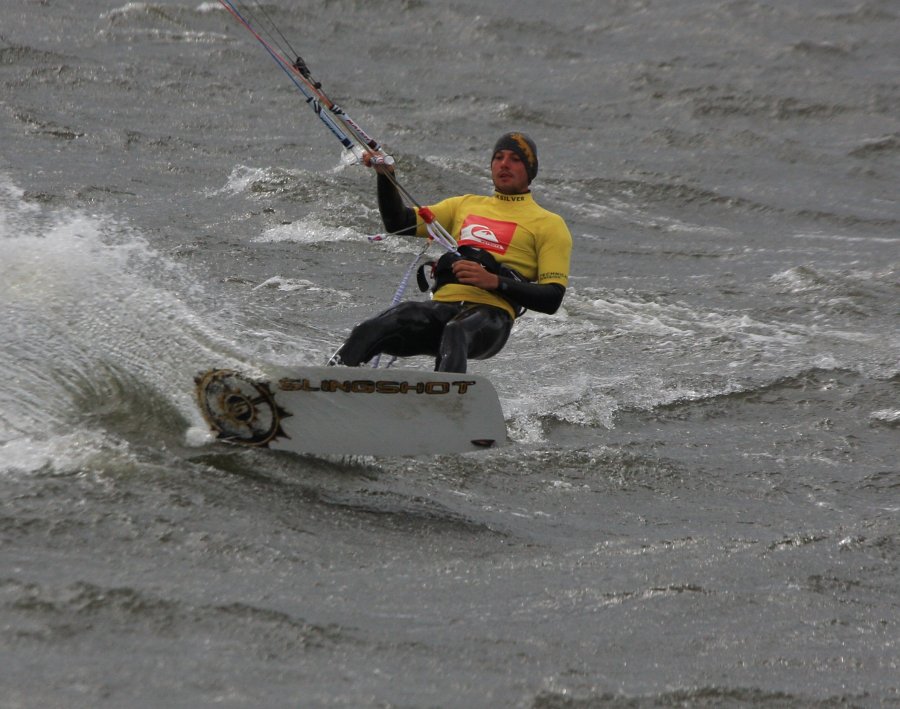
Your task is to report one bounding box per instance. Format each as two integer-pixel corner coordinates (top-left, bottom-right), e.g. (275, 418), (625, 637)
(330, 132), (572, 373)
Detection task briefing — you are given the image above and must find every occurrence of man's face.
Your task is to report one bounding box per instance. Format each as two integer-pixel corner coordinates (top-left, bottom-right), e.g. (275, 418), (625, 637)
(491, 149), (530, 194)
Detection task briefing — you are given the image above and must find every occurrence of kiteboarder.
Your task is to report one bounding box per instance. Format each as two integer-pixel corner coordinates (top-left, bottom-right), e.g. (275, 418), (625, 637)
(330, 132), (573, 373)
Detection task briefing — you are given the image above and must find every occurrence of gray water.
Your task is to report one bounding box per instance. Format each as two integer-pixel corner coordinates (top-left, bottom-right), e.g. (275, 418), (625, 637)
(1, 1), (898, 707)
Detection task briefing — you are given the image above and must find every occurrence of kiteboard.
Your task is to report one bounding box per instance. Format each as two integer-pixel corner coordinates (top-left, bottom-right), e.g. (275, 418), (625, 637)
(194, 366), (507, 456)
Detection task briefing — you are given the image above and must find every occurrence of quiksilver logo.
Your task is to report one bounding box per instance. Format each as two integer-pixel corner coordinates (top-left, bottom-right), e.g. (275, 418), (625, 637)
(460, 224), (501, 247)
(495, 194), (526, 202)
(279, 378), (477, 394)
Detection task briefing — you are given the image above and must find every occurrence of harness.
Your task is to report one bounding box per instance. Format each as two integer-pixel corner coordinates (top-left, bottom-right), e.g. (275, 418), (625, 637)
(416, 245), (527, 317)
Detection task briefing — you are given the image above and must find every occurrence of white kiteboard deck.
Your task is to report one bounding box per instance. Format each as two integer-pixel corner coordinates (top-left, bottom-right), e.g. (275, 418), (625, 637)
(195, 366), (507, 456)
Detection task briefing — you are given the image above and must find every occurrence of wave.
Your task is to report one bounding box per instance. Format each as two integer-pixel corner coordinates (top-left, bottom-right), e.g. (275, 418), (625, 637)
(11, 109), (86, 141)
(553, 166), (899, 233)
(825, 3), (898, 24)
(2, 577), (346, 650)
(532, 686), (869, 708)
(496, 273), (899, 438)
(633, 367), (899, 432)
(0, 175), (288, 469)
(98, 3), (232, 43)
(768, 263), (899, 319)
(0, 44), (73, 66)
(850, 133), (900, 158)
(558, 174), (777, 217)
(690, 92), (853, 121)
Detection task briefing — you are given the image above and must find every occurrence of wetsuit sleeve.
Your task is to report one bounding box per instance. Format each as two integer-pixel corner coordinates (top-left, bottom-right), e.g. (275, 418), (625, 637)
(497, 212), (570, 313)
(377, 172), (416, 235)
(497, 279), (566, 314)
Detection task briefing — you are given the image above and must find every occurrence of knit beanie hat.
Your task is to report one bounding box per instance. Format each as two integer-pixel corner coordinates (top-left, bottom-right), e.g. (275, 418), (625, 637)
(493, 132), (539, 183)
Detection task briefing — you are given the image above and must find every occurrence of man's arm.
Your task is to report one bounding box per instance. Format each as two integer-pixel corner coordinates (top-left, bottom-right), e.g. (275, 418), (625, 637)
(452, 260), (566, 314)
(377, 172), (416, 235)
(497, 279), (565, 314)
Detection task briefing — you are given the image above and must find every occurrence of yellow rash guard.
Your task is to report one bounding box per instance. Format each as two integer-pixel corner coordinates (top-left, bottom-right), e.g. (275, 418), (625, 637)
(416, 192), (573, 318)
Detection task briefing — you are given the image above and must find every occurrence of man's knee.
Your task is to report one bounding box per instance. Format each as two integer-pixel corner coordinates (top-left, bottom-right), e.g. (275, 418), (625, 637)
(436, 319), (469, 373)
(441, 318), (467, 346)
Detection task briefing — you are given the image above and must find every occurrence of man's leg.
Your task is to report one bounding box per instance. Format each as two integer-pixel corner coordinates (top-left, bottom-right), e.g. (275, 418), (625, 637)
(436, 305), (513, 373)
(332, 301), (464, 366)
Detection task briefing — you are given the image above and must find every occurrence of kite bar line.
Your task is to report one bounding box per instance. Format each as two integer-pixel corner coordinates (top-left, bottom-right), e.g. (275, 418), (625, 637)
(217, 0), (458, 253)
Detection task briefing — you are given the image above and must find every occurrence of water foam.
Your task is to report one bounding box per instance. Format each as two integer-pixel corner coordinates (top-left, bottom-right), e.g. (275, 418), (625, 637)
(0, 175), (257, 463)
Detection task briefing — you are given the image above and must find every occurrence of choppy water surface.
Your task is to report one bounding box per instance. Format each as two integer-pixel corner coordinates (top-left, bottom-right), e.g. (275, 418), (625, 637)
(1, 1), (898, 706)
